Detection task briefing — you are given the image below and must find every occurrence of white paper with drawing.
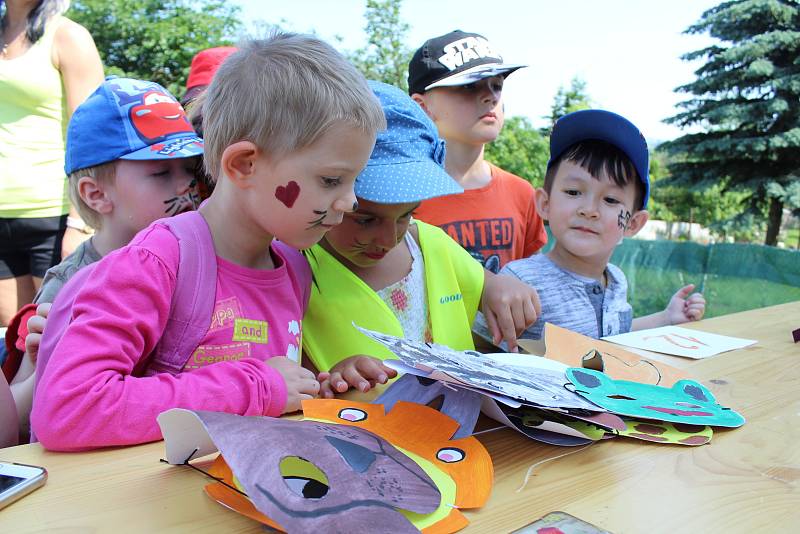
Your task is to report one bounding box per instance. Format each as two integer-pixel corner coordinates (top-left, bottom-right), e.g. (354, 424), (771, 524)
(602, 325), (756, 359)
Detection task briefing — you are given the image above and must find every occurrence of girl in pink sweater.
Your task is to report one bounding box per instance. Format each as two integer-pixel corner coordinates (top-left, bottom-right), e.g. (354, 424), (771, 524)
(31, 36), (385, 450)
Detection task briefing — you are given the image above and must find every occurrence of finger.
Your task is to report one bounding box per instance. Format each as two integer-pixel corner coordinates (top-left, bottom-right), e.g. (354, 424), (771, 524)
(675, 284), (695, 299)
(356, 358), (389, 383)
(328, 371), (349, 393)
(319, 379), (335, 399)
(382, 364), (398, 379)
(522, 295), (538, 328)
(36, 302), (52, 318)
(484, 308), (502, 345)
(510, 298), (527, 334)
(301, 378), (321, 396)
(316, 371), (331, 382)
(27, 315), (46, 335)
(493, 305), (519, 352)
(341, 366), (370, 393)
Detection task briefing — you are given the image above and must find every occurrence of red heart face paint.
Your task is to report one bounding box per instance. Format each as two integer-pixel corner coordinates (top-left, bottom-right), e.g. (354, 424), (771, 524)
(275, 181), (301, 208)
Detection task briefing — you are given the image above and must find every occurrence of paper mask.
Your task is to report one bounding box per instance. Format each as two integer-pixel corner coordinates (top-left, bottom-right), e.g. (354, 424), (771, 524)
(159, 400), (493, 533)
(615, 418), (713, 445)
(529, 323), (690, 387)
(374, 374), (483, 439)
(566, 368), (745, 427)
(357, 325), (600, 411)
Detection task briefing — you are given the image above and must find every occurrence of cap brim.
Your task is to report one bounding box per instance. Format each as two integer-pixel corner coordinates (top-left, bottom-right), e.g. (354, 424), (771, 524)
(425, 63), (526, 91)
(120, 135), (204, 161)
(356, 159), (463, 204)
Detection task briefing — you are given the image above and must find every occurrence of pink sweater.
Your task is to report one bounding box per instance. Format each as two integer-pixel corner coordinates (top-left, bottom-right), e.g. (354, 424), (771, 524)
(31, 224), (311, 451)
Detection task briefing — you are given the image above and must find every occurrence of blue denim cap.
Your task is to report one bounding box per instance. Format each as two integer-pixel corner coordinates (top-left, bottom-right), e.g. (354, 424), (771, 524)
(548, 109), (650, 208)
(355, 81), (463, 204)
(65, 77), (203, 174)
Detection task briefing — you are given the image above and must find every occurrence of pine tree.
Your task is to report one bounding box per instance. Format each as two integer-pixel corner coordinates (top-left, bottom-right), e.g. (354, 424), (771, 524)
(544, 76), (592, 133)
(662, 0), (800, 246)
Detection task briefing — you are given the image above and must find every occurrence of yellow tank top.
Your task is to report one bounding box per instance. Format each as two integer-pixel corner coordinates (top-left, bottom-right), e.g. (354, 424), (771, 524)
(0, 16), (70, 218)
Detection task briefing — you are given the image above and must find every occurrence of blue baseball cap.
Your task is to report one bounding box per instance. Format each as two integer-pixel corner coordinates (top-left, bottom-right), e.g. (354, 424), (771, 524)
(355, 81), (463, 204)
(65, 77), (204, 174)
(548, 109), (650, 208)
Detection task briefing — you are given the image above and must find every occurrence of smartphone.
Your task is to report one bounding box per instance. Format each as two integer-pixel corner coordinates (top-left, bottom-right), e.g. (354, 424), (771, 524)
(0, 461), (47, 510)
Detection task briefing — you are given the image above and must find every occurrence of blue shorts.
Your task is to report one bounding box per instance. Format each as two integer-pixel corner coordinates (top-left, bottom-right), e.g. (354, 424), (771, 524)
(0, 215), (67, 279)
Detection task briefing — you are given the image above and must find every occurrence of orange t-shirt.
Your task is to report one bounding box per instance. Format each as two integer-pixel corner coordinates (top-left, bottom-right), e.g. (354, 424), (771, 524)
(414, 163), (547, 273)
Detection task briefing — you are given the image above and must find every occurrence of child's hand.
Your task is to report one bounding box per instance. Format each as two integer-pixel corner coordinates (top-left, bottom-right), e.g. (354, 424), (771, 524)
(665, 284), (706, 324)
(316, 355), (397, 398)
(24, 303), (51, 364)
(481, 272), (541, 352)
(265, 356), (320, 414)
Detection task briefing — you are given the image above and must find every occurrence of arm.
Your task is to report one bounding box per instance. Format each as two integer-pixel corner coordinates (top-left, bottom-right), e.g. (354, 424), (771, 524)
(31, 240), (287, 451)
(479, 270), (541, 352)
(54, 19), (105, 257)
(632, 284), (706, 331)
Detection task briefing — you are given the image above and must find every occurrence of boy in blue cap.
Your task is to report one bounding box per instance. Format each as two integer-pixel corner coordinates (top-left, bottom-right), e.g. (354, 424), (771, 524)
(478, 109), (705, 341)
(303, 81), (540, 396)
(5, 76), (202, 441)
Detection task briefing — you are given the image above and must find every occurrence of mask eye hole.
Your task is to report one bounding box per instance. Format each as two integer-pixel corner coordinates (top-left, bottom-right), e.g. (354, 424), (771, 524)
(436, 447), (465, 463)
(279, 456), (329, 499)
(338, 408), (367, 422)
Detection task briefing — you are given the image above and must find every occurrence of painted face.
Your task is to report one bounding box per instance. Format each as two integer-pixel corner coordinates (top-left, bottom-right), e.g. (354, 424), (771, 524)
(321, 199), (418, 269)
(129, 90), (195, 141)
(106, 158), (200, 237)
(247, 122), (375, 250)
(566, 368), (745, 427)
(422, 76), (504, 146)
(539, 160), (644, 267)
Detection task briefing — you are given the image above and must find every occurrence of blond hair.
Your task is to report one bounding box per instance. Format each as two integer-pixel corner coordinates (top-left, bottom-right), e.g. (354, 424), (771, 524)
(67, 161), (117, 229)
(199, 33), (386, 179)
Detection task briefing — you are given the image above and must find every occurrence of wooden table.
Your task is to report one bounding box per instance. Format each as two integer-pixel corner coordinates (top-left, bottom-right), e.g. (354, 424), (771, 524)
(2, 302), (799, 533)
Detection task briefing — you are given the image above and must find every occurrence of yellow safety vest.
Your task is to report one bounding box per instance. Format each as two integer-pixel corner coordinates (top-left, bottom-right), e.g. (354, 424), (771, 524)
(303, 221), (484, 371)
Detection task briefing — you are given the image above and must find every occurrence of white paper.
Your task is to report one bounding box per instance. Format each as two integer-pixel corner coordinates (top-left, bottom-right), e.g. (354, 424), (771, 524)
(157, 408), (218, 464)
(602, 326), (756, 359)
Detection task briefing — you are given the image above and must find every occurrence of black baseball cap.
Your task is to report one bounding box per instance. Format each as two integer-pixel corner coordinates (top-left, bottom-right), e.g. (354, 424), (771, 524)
(407, 30), (526, 95)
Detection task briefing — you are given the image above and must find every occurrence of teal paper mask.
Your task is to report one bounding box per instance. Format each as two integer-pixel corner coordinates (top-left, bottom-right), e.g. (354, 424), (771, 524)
(566, 368), (745, 427)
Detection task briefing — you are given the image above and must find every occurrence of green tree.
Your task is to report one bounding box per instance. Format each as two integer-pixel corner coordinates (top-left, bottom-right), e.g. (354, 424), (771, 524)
(544, 76), (592, 133)
(485, 117), (550, 187)
(662, 0), (800, 246)
(68, 0), (241, 97)
(346, 0), (413, 91)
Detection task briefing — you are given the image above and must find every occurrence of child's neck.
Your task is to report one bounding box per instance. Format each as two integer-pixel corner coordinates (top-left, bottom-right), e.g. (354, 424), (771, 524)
(199, 199), (275, 270)
(91, 225), (137, 257)
(547, 244), (610, 284)
(443, 140), (492, 190)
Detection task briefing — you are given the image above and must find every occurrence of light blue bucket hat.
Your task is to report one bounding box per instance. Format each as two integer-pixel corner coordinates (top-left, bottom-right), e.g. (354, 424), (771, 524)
(355, 81), (463, 204)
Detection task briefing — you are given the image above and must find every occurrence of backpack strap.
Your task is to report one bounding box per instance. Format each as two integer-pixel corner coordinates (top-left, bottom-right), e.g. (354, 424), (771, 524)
(147, 212), (217, 375)
(272, 240), (312, 311)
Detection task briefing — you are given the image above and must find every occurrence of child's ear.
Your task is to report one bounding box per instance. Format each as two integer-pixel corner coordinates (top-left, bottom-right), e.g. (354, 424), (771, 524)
(534, 187), (550, 221)
(624, 209), (649, 237)
(221, 141), (260, 189)
(411, 93), (435, 120)
(78, 176), (112, 215)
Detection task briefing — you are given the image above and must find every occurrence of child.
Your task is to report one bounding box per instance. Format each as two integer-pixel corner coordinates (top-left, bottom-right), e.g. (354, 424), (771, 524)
(3, 76), (202, 441)
(30, 34), (386, 451)
(478, 109), (705, 341)
(302, 82), (540, 397)
(408, 30), (547, 273)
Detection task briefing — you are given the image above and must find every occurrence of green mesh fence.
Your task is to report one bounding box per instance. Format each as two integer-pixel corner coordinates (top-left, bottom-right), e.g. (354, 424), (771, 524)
(611, 239), (800, 318)
(540, 228), (800, 318)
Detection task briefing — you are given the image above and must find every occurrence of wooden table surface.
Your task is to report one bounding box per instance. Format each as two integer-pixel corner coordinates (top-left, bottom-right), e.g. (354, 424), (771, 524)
(2, 302), (798, 533)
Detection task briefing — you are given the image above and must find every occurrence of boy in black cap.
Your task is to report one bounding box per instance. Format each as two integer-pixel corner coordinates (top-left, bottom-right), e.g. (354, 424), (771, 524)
(409, 30), (547, 273)
(476, 109), (706, 342)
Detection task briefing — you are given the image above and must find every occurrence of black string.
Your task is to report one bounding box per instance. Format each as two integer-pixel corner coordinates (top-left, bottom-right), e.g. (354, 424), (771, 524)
(160, 448), (248, 497)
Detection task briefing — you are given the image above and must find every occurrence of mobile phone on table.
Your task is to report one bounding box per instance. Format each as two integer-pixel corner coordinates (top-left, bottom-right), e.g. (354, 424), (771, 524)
(0, 461), (47, 510)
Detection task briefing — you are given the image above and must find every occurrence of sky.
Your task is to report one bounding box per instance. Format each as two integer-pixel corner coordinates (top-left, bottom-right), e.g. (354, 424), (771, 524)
(234, 0), (722, 144)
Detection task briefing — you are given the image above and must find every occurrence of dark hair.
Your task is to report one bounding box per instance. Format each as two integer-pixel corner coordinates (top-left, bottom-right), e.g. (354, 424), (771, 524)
(1, 0), (68, 45)
(544, 139), (646, 211)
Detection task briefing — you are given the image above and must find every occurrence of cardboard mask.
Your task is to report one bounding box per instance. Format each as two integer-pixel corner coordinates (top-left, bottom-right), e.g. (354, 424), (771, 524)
(566, 368), (745, 427)
(159, 400), (493, 533)
(615, 418), (713, 446)
(374, 374), (483, 438)
(527, 323), (690, 387)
